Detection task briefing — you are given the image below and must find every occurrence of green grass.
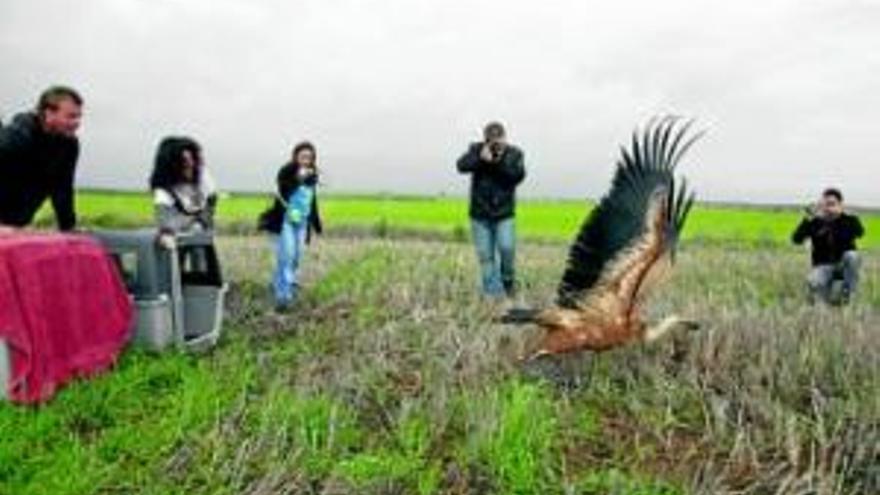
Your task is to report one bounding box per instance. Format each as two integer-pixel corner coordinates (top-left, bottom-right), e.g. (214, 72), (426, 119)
(6, 194), (880, 494)
(0, 346), (254, 494)
(34, 189), (880, 247)
(2, 237), (878, 493)
(463, 381), (559, 494)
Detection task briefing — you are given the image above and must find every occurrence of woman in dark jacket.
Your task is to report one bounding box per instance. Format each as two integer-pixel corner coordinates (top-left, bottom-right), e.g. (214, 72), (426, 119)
(259, 141), (322, 311)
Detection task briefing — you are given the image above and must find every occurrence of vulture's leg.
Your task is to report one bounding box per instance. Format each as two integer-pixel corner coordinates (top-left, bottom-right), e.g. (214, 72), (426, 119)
(643, 315), (700, 343)
(531, 327), (587, 356)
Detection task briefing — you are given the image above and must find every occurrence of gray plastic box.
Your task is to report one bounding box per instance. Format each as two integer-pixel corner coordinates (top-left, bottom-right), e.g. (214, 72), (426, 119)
(132, 295), (175, 351)
(181, 284), (228, 352)
(92, 229), (227, 353)
(0, 339), (8, 400)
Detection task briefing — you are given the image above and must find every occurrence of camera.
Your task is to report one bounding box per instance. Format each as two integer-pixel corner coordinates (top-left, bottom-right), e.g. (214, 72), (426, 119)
(489, 141), (504, 160)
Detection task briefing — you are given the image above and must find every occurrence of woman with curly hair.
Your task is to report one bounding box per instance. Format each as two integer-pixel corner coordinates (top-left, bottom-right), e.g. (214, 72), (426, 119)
(259, 141), (322, 311)
(149, 136), (217, 237)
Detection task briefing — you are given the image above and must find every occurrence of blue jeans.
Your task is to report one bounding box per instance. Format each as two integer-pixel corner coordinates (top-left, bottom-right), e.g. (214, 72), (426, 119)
(272, 221), (307, 305)
(807, 250), (861, 304)
(470, 217), (516, 297)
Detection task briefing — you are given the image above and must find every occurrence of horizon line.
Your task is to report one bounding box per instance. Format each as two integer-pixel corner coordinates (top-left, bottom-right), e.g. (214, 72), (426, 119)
(76, 187), (880, 213)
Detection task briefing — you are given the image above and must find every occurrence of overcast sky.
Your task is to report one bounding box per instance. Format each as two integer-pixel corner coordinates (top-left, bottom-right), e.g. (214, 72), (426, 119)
(1, 0), (878, 205)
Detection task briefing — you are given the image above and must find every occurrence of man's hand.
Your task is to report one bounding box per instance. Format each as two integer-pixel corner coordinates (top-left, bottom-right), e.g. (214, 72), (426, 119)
(480, 144), (495, 163)
(804, 202), (823, 219)
(803, 204), (816, 219)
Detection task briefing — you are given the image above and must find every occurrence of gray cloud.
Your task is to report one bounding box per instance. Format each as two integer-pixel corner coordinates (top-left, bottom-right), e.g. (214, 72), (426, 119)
(2, 0), (878, 205)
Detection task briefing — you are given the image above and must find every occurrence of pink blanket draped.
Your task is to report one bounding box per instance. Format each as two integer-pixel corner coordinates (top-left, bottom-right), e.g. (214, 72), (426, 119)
(0, 232), (132, 404)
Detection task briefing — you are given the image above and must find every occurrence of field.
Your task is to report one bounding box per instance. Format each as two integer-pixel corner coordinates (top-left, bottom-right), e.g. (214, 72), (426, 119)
(34, 190), (880, 248)
(2, 192), (879, 494)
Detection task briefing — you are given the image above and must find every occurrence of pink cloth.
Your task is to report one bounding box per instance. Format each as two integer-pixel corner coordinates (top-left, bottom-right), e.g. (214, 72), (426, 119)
(0, 232), (132, 404)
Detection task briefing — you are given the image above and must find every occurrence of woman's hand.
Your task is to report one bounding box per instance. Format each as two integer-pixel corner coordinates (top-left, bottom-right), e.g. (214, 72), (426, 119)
(288, 209), (303, 224)
(156, 231), (176, 250)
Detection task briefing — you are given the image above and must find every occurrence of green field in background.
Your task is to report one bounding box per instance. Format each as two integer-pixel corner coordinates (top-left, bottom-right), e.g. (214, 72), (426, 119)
(39, 189), (880, 248)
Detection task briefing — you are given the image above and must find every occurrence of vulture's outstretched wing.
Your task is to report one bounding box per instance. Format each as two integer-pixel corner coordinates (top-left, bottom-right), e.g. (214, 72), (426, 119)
(556, 117), (700, 311)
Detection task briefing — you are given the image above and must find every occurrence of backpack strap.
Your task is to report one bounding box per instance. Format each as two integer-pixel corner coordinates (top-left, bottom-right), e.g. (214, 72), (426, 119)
(164, 187), (204, 215)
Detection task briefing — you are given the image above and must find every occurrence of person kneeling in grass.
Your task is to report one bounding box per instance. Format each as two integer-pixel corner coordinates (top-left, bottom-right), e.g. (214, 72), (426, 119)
(259, 141), (322, 312)
(792, 187), (864, 305)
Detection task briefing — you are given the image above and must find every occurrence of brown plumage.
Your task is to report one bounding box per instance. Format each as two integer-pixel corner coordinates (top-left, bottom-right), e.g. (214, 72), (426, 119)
(502, 116), (702, 359)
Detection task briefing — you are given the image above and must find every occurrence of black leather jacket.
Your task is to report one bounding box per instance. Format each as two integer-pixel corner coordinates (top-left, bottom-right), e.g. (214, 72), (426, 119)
(456, 142), (525, 221)
(792, 212), (864, 265)
(0, 112), (79, 230)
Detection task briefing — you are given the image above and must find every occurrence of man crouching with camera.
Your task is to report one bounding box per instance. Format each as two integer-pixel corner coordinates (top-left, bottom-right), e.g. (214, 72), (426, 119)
(792, 188), (865, 305)
(457, 121), (526, 299)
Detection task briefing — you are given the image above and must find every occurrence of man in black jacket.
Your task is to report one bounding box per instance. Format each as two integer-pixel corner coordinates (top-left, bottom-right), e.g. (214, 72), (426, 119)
(792, 188), (865, 304)
(0, 86), (83, 231)
(457, 121), (526, 297)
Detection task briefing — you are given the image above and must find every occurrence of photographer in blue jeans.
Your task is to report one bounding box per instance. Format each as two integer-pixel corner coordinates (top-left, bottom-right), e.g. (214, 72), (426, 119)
(456, 122), (526, 298)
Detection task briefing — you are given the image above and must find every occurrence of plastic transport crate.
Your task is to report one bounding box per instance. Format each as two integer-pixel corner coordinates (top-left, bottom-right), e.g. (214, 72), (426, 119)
(91, 229), (227, 352)
(0, 339), (8, 400)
